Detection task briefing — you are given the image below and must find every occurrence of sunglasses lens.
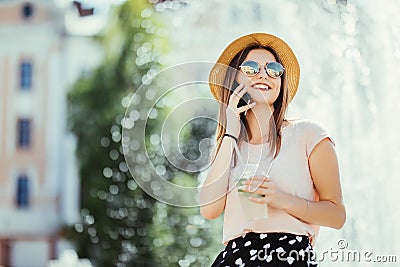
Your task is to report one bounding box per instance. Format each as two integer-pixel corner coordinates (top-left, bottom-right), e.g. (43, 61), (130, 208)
(240, 61), (259, 76)
(266, 62), (284, 78)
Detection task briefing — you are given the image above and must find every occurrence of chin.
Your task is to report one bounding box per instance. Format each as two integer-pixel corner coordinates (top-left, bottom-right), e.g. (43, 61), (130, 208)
(252, 92), (278, 104)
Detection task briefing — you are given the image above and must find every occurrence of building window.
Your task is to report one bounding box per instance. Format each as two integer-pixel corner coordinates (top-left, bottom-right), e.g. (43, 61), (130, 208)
(16, 175), (30, 208)
(20, 61), (32, 89)
(17, 118), (31, 148)
(22, 3), (34, 19)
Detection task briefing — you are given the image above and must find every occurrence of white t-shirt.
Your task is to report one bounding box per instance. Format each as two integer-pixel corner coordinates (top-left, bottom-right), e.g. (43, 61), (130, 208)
(222, 119), (335, 247)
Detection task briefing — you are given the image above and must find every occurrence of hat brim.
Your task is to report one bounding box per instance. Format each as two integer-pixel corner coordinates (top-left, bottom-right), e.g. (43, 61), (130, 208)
(209, 33), (300, 102)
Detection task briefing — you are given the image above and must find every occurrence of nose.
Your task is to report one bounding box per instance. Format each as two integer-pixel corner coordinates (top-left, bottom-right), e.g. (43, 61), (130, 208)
(256, 66), (269, 80)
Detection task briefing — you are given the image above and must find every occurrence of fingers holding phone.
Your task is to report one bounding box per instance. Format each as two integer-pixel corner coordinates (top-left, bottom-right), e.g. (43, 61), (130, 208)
(225, 83), (256, 137)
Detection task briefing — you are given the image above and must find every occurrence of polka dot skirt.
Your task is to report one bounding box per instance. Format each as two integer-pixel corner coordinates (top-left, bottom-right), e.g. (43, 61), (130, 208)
(211, 232), (318, 266)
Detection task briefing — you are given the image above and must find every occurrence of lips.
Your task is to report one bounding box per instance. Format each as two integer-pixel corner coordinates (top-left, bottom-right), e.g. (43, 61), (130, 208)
(252, 83), (271, 91)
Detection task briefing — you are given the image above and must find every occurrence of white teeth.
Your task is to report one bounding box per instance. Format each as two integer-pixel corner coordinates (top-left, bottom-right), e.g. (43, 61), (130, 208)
(253, 84), (270, 90)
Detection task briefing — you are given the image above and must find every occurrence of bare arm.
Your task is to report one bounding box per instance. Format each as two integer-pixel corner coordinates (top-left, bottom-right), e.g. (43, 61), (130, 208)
(284, 138), (346, 228)
(199, 84), (256, 220)
(199, 137), (235, 219)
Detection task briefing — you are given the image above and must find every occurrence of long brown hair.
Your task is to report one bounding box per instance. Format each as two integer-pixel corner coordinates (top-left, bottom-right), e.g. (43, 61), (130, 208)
(211, 43), (290, 165)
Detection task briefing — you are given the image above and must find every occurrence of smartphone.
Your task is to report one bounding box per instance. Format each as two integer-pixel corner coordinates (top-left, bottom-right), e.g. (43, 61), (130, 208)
(232, 81), (251, 116)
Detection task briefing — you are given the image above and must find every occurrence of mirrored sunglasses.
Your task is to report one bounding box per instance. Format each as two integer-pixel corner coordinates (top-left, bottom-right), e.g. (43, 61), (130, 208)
(239, 60), (285, 78)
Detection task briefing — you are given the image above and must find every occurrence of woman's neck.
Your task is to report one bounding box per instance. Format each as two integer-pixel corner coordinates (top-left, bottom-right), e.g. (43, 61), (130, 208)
(245, 102), (275, 144)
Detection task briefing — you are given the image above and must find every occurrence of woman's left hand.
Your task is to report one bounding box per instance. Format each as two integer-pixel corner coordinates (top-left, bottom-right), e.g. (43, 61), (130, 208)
(239, 176), (291, 209)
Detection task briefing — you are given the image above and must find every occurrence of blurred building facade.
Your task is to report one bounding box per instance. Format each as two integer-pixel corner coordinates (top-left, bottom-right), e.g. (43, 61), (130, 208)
(0, 0), (102, 266)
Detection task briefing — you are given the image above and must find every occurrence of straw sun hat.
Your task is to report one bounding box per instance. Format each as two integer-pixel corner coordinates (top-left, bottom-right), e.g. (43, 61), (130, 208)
(209, 33), (300, 102)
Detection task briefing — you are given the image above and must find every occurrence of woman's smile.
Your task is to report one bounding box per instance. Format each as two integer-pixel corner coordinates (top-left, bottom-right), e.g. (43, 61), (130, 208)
(251, 82), (272, 91)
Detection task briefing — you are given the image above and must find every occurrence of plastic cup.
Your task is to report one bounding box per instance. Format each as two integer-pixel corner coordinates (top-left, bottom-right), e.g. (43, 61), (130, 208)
(237, 163), (268, 221)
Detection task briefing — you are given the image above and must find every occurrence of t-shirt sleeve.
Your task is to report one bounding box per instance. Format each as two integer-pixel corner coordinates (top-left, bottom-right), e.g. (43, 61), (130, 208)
(304, 120), (335, 158)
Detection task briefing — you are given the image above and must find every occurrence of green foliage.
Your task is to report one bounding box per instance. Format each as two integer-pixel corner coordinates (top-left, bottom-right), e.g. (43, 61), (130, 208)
(68, 1), (162, 265)
(67, 0), (222, 266)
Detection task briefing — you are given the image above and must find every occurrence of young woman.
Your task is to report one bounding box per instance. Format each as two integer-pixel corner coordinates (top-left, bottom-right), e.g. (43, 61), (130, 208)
(199, 33), (346, 266)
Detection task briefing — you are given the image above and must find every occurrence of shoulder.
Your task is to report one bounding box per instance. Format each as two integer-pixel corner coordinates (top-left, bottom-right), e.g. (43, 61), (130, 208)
(283, 119), (335, 156)
(289, 118), (328, 133)
(287, 118), (334, 145)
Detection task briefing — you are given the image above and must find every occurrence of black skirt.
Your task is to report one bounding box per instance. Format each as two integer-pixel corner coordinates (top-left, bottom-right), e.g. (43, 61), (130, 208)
(211, 232), (318, 266)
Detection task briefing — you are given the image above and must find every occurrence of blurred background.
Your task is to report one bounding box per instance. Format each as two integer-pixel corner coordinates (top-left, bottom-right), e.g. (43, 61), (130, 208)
(0, 0), (399, 266)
